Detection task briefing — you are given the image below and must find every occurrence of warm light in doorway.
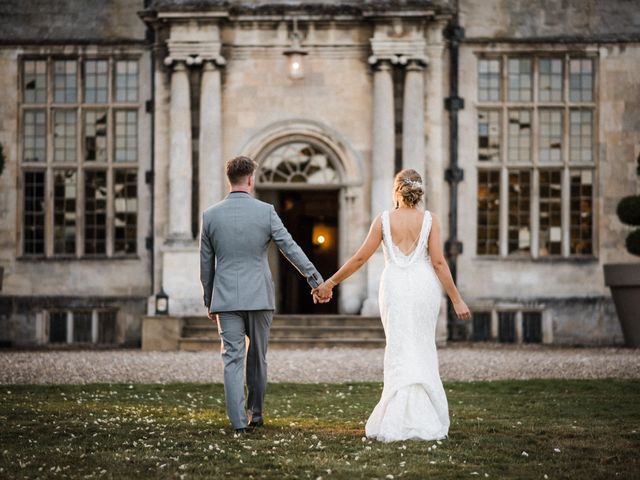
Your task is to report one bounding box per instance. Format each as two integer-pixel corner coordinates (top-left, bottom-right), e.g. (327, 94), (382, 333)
(316, 234), (326, 245)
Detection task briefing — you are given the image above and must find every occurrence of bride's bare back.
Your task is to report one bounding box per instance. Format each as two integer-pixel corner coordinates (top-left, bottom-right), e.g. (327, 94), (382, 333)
(388, 208), (426, 256)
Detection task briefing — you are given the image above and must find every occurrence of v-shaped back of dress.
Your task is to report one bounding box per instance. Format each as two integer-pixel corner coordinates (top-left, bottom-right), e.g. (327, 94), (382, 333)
(381, 210), (432, 267)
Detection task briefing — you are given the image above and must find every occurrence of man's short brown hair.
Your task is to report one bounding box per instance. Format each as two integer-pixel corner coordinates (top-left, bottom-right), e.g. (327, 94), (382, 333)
(226, 156), (257, 185)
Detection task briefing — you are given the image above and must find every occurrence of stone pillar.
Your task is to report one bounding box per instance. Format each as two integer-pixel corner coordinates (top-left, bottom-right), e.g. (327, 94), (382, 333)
(167, 60), (192, 241)
(425, 36), (447, 345)
(198, 60), (224, 212)
(402, 59), (426, 181)
(362, 59), (395, 316)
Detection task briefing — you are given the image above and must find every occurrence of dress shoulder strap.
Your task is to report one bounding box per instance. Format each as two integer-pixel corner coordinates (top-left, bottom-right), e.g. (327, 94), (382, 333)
(381, 210), (390, 243)
(421, 210), (433, 249)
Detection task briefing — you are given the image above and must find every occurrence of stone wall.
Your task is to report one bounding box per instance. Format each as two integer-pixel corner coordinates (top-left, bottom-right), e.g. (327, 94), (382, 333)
(454, 0), (640, 343)
(0, 0), (147, 43)
(0, 0), (154, 346)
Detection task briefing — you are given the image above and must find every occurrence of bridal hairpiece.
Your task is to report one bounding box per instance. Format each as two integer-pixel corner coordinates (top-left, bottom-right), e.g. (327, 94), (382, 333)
(402, 179), (423, 189)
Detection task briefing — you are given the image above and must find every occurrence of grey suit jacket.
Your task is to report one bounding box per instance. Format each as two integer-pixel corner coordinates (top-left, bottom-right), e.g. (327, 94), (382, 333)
(199, 191), (323, 313)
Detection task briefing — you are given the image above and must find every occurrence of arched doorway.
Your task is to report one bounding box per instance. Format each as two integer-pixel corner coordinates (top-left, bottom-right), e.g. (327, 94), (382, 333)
(256, 137), (342, 314)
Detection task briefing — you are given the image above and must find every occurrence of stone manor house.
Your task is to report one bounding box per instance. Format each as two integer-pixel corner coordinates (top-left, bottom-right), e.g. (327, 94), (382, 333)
(0, 0), (638, 348)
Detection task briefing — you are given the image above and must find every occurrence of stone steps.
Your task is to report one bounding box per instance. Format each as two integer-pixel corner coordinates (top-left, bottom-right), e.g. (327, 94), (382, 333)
(178, 315), (386, 350)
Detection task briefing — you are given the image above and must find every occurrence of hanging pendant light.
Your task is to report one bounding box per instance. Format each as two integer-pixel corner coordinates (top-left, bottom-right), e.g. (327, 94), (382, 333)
(284, 17), (307, 80)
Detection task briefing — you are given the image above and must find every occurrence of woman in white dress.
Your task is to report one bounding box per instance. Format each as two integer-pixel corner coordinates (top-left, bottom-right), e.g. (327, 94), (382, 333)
(314, 169), (471, 442)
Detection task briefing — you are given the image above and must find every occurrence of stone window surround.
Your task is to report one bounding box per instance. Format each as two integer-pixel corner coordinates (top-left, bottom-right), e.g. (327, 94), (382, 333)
(45, 308), (118, 345)
(17, 54), (142, 260)
(475, 51), (598, 260)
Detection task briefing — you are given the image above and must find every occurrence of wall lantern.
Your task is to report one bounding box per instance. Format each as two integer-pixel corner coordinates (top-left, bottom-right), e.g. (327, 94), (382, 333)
(284, 17), (307, 80)
(155, 288), (169, 315)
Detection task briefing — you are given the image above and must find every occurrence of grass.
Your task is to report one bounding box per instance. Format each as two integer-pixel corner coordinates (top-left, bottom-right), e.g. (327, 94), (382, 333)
(0, 380), (638, 479)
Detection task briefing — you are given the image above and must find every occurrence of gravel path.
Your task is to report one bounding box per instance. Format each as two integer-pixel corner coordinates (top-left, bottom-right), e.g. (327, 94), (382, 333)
(1, 345), (639, 384)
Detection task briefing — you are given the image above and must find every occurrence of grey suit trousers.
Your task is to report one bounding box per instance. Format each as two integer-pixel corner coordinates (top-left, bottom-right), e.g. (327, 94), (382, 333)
(217, 310), (272, 429)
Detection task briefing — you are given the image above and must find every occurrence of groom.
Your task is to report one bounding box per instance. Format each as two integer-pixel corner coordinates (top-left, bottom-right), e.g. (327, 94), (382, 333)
(199, 155), (330, 433)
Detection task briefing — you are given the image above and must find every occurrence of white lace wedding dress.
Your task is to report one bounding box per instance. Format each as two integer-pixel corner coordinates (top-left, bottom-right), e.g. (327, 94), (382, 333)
(365, 210), (450, 442)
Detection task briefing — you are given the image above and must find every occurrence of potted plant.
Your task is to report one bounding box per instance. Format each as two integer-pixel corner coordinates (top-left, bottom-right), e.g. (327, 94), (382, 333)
(604, 156), (640, 347)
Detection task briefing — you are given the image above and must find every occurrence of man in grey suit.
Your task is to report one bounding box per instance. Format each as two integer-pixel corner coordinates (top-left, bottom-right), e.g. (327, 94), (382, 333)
(199, 156), (329, 433)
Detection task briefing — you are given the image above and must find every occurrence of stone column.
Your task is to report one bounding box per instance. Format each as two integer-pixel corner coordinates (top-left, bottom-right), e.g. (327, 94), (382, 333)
(370, 59), (395, 219)
(167, 60), (192, 241)
(402, 59), (426, 181)
(362, 59), (395, 316)
(425, 37), (447, 345)
(199, 60), (224, 212)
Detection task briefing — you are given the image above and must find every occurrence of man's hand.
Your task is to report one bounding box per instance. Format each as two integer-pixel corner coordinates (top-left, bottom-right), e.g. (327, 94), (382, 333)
(312, 289), (331, 304)
(207, 310), (216, 322)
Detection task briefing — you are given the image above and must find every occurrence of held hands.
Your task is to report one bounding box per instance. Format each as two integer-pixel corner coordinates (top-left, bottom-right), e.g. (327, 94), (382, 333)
(311, 280), (335, 304)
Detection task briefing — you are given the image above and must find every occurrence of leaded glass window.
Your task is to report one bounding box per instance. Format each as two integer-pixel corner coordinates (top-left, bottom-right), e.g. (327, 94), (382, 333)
(539, 170), (562, 256)
(114, 170), (137, 255)
(539, 109), (563, 163)
(569, 110), (593, 163)
(570, 170), (593, 255)
(507, 110), (531, 162)
(478, 110), (500, 162)
(23, 110), (46, 162)
(53, 170), (77, 255)
(53, 110), (77, 162)
(84, 110), (108, 162)
(115, 110), (137, 162)
(569, 59), (593, 102)
(115, 60), (138, 102)
(19, 55), (141, 258)
(23, 60), (47, 103)
(84, 60), (108, 103)
(539, 58), (563, 102)
(507, 170), (531, 254)
(476, 54), (596, 258)
(23, 171), (46, 255)
(476, 170), (500, 255)
(258, 142), (340, 185)
(478, 59), (501, 102)
(54, 60), (77, 103)
(85, 171), (107, 255)
(507, 58), (532, 102)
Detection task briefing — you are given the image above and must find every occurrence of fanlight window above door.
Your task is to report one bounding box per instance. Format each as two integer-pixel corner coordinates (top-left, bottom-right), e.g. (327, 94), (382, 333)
(257, 141), (340, 185)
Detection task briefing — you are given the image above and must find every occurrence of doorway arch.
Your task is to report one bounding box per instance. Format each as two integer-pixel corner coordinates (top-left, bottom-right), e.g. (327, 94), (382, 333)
(241, 121), (367, 314)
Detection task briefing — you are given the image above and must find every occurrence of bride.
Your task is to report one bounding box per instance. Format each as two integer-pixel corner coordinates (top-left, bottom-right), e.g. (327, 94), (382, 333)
(314, 168), (471, 442)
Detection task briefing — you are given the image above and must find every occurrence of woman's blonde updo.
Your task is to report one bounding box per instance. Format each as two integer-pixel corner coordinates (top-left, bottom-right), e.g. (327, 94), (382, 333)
(393, 169), (424, 208)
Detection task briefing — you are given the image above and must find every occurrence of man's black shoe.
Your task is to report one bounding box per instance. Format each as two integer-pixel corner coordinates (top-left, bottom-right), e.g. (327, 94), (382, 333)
(248, 418), (264, 428)
(234, 428), (249, 434)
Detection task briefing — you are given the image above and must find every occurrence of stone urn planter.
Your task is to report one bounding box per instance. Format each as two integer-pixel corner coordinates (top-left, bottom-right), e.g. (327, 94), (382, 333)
(604, 193), (640, 347)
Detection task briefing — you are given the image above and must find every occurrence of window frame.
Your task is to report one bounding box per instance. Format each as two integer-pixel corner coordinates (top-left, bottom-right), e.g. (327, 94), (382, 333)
(475, 52), (598, 260)
(17, 54), (142, 260)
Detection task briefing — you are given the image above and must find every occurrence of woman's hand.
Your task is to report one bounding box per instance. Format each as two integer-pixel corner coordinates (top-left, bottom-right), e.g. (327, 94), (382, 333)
(453, 299), (471, 321)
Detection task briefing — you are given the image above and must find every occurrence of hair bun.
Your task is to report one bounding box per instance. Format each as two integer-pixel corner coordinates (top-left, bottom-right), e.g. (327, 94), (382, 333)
(393, 169), (424, 207)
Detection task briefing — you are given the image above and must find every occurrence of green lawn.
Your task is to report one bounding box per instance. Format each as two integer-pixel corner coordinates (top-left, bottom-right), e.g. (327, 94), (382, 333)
(0, 380), (638, 479)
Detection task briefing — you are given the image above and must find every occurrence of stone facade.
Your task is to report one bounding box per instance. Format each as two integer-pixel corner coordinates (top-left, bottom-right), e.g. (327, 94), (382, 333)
(0, 0), (638, 347)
